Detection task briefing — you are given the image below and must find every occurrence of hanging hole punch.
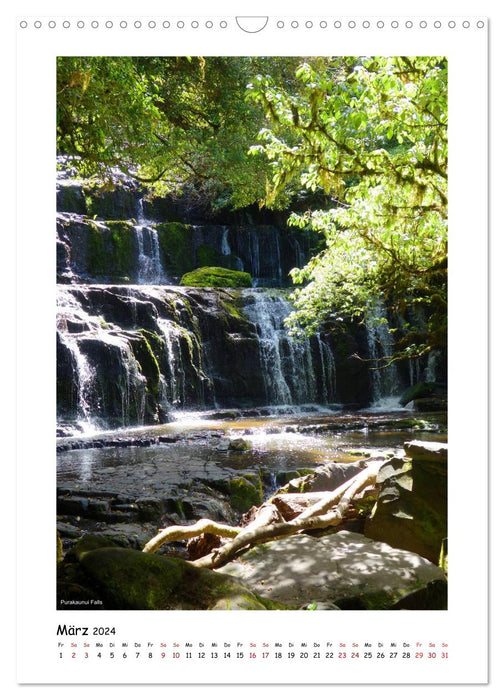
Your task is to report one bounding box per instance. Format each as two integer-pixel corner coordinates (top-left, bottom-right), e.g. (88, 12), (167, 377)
(235, 16), (269, 33)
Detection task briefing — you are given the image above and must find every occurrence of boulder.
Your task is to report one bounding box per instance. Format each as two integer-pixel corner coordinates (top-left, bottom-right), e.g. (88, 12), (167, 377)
(58, 535), (284, 610)
(219, 531), (445, 609)
(404, 439), (447, 463)
(399, 381), (447, 408)
(181, 266), (253, 288)
(228, 437), (251, 452)
(277, 460), (367, 494)
(364, 444), (447, 563)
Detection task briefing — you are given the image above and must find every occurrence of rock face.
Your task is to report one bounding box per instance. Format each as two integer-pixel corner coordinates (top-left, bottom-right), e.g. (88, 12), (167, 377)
(400, 381), (447, 411)
(364, 441), (447, 563)
(56, 163), (444, 428)
(219, 531), (446, 609)
(58, 535), (284, 610)
(56, 431), (267, 551)
(56, 285), (345, 430)
(56, 166), (319, 288)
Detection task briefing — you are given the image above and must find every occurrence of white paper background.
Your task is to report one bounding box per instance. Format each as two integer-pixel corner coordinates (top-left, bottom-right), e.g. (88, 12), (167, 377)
(4, 0), (499, 697)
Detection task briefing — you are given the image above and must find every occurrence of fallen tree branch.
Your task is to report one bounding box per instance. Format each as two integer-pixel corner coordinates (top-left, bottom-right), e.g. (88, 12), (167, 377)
(142, 461), (381, 567)
(142, 519), (241, 554)
(193, 461), (381, 569)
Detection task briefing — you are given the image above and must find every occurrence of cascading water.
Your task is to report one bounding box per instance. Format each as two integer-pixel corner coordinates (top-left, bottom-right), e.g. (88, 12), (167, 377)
(134, 199), (164, 284)
(158, 318), (188, 408)
(366, 301), (402, 407)
(316, 335), (337, 404)
(242, 291), (293, 404)
(241, 289), (336, 406)
(57, 291), (96, 433)
(221, 227), (231, 256)
(57, 287), (149, 432)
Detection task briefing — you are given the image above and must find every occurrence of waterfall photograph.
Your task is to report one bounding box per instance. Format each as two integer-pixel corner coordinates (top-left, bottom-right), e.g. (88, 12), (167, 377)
(56, 56), (448, 611)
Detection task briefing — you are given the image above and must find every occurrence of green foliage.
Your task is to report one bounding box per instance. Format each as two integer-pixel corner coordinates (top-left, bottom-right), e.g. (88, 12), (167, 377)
(58, 56), (448, 360)
(181, 267), (253, 288)
(246, 56), (447, 359)
(57, 56), (302, 210)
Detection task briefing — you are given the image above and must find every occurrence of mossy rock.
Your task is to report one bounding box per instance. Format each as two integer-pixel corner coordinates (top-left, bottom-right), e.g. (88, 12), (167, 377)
(57, 184), (87, 214)
(364, 457), (447, 564)
(228, 474), (263, 513)
(61, 535), (285, 610)
(87, 220), (136, 278)
(156, 222), (194, 274)
(399, 381), (440, 407)
(196, 244), (222, 268)
(129, 333), (161, 394)
(84, 186), (137, 219)
(181, 267), (252, 288)
(220, 297), (247, 322)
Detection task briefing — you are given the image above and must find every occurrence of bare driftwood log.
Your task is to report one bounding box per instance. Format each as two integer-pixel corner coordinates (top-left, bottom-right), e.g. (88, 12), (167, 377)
(142, 519), (241, 554)
(193, 461), (382, 569)
(142, 460), (382, 568)
(270, 492), (335, 521)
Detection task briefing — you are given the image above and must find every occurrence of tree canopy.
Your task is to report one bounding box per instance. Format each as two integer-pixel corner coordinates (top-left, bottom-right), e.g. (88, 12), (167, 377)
(57, 55), (447, 362)
(246, 56), (447, 360)
(57, 56), (300, 209)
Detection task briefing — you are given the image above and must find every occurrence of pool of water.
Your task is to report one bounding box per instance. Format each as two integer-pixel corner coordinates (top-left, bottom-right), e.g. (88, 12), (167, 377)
(57, 407), (447, 488)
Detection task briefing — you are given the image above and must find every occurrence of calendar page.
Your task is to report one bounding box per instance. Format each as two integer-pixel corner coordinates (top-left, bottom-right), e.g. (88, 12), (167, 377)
(14, 0), (488, 687)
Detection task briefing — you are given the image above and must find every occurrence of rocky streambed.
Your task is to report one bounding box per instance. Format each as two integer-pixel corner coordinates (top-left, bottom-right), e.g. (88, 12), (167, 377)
(57, 408), (448, 610)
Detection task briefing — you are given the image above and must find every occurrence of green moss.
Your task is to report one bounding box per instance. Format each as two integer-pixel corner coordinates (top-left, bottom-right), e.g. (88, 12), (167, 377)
(228, 474), (263, 513)
(181, 267), (252, 288)
(139, 328), (165, 361)
(221, 298), (247, 321)
(87, 220), (136, 278)
(87, 220), (107, 276)
(196, 244), (221, 268)
(107, 221), (136, 276)
(69, 535), (283, 610)
(130, 333), (161, 394)
(156, 222), (194, 274)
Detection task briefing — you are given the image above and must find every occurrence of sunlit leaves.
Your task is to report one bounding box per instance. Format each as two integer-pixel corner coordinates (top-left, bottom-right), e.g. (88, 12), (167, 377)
(246, 56), (447, 358)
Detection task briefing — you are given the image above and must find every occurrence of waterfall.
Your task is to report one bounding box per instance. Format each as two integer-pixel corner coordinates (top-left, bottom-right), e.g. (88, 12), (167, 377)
(366, 301), (401, 406)
(57, 287), (148, 431)
(426, 351), (438, 382)
(221, 227), (231, 256)
(57, 289), (98, 432)
(242, 290), (292, 404)
(316, 335), (337, 404)
(134, 199), (164, 284)
(158, 318), (188, 408)
(56, 284), (341, 433)
(57, 330), (95, 432)
(241, 289), (335, 406)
